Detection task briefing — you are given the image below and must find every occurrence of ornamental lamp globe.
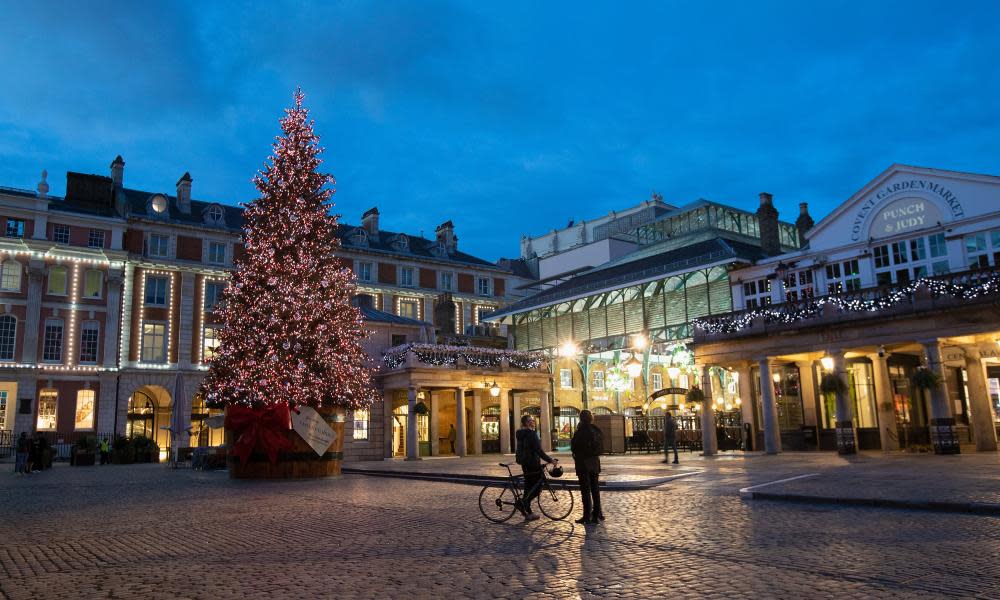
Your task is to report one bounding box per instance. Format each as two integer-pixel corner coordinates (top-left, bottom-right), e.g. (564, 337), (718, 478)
(625, 355), (643, 378)
(821, 356), (834, 371)
(632, 333), (648, 351)
(489, 381), (501, 397)
(667, 366), (681, 380)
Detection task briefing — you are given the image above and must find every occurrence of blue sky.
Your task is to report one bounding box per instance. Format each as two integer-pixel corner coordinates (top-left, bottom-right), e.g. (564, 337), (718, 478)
(2, 1), (998, 260)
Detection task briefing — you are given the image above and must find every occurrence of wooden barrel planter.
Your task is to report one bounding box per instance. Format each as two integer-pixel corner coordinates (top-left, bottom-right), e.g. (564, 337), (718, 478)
(226, 406), (346, 479)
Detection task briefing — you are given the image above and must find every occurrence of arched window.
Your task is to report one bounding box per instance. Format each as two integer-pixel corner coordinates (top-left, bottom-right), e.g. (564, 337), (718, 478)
(205, 204), (224, 226)
(126, 391), (156, 439)
(0, 260), (21, 291)
(150, 194), (168, 214)
(0, 314), (15, 360)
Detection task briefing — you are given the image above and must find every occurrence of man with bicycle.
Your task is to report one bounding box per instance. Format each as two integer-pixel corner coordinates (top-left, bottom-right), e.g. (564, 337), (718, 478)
(515, 414), (558, 521)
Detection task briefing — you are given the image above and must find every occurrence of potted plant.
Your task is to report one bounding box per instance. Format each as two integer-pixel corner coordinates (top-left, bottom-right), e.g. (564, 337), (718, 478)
(685, 385), (705, 404)
(131, 436), (159, 463)
(413, 401), (429, 415)
(72, 434), (98, 466)
(911, 367), (942, 391)
(112, 435), (135, 464)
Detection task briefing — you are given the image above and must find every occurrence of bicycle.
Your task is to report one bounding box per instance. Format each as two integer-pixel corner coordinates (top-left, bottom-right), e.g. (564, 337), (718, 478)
(479, 462), (574, 523)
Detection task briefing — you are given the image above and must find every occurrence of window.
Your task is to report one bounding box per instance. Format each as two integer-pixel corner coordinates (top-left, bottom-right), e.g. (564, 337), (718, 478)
(966, 233), (990, 269)
(208, 241), (226, 264)
(993, 231), (1000, 266)
(151, 195), (168, 213)
(74, 390), (95, 430)
(874, 233), (951, 284)
(929, 233), (947, 258)
(36, 390), (57, 430)
(42, 319), (64, 362)
(88, 229), (105, 249)
(825, 259), (861, 294)
(560, 368), (573, 389)
(391, 334), (407, 347)
(148, 234), (170, 258)
(742, 278), (771, 309)
(477, 277), (491, 296)
(651, 372), (663, 390)
(144, 276), (169, 306)
(782, 269), (813, 301)
(204, 281), (225, 311)
(400, 267), (414, 287)
(353, 409), (370, 440)
(0, 315), (15, 360)
(592, 370), (605, 390)
(1, 260), (20, 291)
(83, 270), (102, 298)
(141, 322), (168, 363)
(53, 224), (70, 244)
(47, 265), (68, 296)
(207, 205), (224, 224)
(79, 321), (99, 364)
(202, 325), (219, 361)
(398, 299), (420, 320)
(440, 272), (454, 291)
(5, 219), (24, 239)
(0, 391), (6, 430)
(356, 262), (372, 282)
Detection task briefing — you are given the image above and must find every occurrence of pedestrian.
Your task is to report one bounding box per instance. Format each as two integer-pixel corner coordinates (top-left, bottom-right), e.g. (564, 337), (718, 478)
(14, 432), (29, 474)
(99, 437), (110, 465)
(663, 412), (679, 464)
(571, 409), (604, 524)
(30, 432), (43, 472)
(514, 414), (558, 522)
(447, 424), (457, 455)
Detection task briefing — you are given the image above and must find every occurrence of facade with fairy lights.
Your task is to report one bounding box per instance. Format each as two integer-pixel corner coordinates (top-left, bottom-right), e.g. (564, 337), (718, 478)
(486, 195), (807, 452)
(694, 165), (1000, 455)
(0, 158), (530, 462)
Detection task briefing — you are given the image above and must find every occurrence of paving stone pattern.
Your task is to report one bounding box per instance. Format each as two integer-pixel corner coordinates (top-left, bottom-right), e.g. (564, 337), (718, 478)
(1, 460), (999, 598)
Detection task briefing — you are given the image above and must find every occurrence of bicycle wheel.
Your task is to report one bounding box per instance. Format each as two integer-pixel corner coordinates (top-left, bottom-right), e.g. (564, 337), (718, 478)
(479, 484), (518, 523)
(536, 481), (574, 520)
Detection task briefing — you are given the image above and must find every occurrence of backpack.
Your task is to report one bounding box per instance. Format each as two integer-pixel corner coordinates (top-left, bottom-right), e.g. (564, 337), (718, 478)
(514, 430), (531, 465)
(588, 425), (604, 457)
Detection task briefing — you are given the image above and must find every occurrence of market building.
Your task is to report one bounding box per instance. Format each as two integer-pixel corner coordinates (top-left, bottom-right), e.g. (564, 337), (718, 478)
(694, 165), (1000, 455)
(487, 195), (806, 451)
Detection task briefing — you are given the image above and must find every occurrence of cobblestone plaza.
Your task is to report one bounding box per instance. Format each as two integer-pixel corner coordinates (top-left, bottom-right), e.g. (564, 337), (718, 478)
(3, 456), (999, 599)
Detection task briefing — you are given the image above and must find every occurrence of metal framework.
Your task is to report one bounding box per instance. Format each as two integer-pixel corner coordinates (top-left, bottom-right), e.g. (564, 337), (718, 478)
(634, 202), (799, 249)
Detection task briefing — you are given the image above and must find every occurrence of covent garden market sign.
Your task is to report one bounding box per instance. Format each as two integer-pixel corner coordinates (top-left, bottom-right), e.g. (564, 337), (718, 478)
(850, 179), (966, 242)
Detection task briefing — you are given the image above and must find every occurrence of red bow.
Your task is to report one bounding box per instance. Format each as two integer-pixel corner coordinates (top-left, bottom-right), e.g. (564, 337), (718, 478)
(225, 404), (293, 465)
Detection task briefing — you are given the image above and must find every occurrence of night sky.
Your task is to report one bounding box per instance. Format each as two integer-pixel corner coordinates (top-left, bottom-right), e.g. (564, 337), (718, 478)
(2, 1), (998, 261)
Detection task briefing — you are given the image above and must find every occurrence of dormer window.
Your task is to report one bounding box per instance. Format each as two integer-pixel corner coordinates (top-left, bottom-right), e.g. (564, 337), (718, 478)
(349, 228), (369, 247)
(204, 204), (225, 226)
(430, 242), (448, 258)
(150, 194), (168, 214)
(390, 234), (409, 252)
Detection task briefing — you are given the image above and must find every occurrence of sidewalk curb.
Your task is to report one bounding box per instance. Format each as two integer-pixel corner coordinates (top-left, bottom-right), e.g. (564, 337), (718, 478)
(341, 467), (700, 491)
(742, 491), (1000, 516)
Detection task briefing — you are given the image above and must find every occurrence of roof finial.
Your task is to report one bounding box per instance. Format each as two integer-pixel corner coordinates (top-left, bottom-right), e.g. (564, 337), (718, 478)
(37, 170), (49, 198)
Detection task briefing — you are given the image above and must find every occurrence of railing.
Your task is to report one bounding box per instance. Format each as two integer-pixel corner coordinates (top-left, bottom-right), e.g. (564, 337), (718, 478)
(382, 343), (547, 372)
(694, 265), (1000, 337)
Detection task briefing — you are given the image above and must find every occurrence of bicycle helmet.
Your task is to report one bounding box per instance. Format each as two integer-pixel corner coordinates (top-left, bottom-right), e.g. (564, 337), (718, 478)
(549, 465), (564, 478)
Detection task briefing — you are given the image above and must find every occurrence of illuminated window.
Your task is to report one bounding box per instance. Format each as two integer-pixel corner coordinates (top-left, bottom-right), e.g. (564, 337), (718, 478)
(202, 325), (219, 361)
(592, 370), (605, 390)
(1, 260), (20, 291)
(47, 265), (68, 295)
(151, 195), (168, 213)
(36, 390), (57, 430)
(144, 276), (169, 306)
(79, 321), (99, 364)
(398, 299), (420, 320)
(353, 409), (370, 440)
(0, 315), (14, 361)
(53, 224), (70, 244)
(75, 389), (95, 430)
(651, 372), (663, 390)
(42, 319), (63, 362)
(560, 368), (573, 389)
(142, 322), (168, 363)
(83, 269), (103, 298)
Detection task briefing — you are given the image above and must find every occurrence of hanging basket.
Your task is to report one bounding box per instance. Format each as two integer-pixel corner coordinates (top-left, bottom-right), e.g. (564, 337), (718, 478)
(685, 386), (705, 403)
(911, 367), (942, 391)
(819, 373), (847, 396)
(413, 401), (429, 415)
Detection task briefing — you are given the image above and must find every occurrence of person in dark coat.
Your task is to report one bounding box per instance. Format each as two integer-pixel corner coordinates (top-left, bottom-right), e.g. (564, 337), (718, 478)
(571, 409), (604, 524)
(14, 432), (29, 474)
(514, 415), (557, 522)
(662, 412), (679, 464)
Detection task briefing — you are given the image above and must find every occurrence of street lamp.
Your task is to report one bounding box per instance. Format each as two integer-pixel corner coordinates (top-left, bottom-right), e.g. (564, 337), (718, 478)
(489, 381), (500, 397)
(820, 356), (834, 371)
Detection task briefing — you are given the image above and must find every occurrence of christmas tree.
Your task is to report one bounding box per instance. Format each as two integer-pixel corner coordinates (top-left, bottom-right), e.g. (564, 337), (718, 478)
(202, 90), (378, 411)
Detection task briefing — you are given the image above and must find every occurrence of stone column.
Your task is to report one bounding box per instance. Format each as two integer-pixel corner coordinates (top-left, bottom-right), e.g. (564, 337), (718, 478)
(472, 391), (482, 455)
(97, 373), (119, 435)
(795, 360), (819, 429)
(499, 387), (511, 454)
(923, 340), (960, 454)
(512, 393), (521, 429)
(758, 359), (780, 454)
(406, 386), (419, 460)
(103, 269), (124, 369)
(700, 364), (718, 456)
(870, 352), (899, 451)
(455, 387), (467, 457)
(12, 374), (38, 435)
(176, 272), (196, 368)
(831, 350), (857, 455)
(963, 347), (998, 452)
(539, 390), (553, 452)
(22, 262), (45, 363)
(737, 363), (755, 450)
(429, 390), (439, 456)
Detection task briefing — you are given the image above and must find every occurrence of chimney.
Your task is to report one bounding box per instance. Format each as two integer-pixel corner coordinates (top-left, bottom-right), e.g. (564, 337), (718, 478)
(176, 172), (192, 214)
(110, 155), (124, 188)
(434, 292), (457, 335)
(756, 192), (781, 256)
(795, 202), (815, 247)
(435, 220), (457, 253)
(361, 207), (379, 236)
